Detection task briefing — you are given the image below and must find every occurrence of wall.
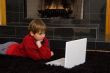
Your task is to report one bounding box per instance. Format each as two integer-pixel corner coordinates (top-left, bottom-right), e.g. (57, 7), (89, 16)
(84, 0), (105, 22)
(0, 0), (6, 25)
(6, 0), (25, 23)
(105, 0), (110, 42)
(26, 0), (42, 18)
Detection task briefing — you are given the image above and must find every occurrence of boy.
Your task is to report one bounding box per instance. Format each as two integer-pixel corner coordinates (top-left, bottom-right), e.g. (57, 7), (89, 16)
(0, 19), (54, 61)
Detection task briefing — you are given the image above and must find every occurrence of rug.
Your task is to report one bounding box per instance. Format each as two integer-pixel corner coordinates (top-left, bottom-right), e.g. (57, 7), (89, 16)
(0, 49), (110, 73)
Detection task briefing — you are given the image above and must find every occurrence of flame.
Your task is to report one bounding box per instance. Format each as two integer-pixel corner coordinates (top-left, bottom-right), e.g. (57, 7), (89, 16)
(46, 0), (64, 9)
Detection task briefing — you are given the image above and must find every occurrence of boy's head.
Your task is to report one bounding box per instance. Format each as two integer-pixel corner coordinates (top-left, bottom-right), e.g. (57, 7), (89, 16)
(28, 19), (46, 41)
(28, 19), (46, 34)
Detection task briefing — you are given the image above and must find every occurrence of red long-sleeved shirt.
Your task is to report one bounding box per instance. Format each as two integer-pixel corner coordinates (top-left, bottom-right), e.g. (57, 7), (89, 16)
(6, 34), (52, 61)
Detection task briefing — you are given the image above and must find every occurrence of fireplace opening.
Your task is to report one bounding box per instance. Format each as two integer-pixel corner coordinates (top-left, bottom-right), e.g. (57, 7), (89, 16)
(26, 0), (84, 19)
(38, 0), (73, 18)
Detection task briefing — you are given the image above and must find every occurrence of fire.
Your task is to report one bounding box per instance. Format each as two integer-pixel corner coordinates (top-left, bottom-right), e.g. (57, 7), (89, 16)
(46, 0), (64, 9)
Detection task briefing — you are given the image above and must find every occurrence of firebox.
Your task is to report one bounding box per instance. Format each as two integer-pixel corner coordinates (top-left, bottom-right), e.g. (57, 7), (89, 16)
(26, 0), (84, 19)
(38, 0), (73, 18)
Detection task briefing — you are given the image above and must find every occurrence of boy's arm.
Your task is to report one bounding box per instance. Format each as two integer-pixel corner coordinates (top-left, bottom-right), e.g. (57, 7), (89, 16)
(36, 38), (52, 59)
(23, 37), (42, 60)
(23, 36), (52, 60)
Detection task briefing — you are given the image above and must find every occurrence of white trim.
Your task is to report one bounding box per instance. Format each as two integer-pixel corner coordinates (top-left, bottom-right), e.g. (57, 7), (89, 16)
(87, 50), (110, 53)
(81, 0), (84, 19)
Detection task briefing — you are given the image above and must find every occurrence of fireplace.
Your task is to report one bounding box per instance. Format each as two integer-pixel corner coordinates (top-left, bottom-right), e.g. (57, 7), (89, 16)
(38, 0), (73, 18)
(26, 0), (84, 19)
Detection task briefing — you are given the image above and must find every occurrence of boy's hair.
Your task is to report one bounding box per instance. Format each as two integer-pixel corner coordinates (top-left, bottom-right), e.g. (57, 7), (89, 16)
(28, 19), (46, 34)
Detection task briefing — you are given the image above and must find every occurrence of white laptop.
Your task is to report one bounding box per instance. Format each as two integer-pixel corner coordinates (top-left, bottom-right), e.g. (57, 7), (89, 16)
(46, 38), (87, 69)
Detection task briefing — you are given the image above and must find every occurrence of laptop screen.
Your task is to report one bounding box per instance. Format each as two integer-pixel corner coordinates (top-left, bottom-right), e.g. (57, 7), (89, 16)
(65, 38), (87, 68)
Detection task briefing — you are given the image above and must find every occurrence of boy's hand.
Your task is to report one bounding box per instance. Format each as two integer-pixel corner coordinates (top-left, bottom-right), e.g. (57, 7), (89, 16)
(36, 41), (42, 48)
(51, 51), (54, 56)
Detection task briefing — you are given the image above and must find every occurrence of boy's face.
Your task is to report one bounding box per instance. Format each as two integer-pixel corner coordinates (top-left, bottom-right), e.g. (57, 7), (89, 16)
(30, 31), (45, 41)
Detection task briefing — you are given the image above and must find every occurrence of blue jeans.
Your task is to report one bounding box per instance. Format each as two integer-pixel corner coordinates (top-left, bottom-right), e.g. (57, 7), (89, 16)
(0, 42), (17, 54)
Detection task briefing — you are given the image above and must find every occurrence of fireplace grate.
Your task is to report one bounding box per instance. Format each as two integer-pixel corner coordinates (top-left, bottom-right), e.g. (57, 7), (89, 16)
(38, 9), (72, 18)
